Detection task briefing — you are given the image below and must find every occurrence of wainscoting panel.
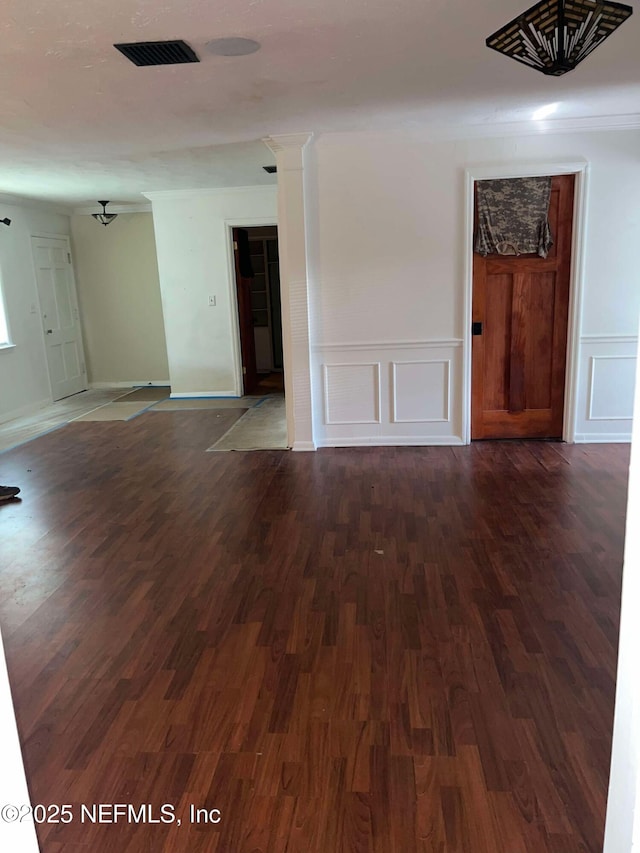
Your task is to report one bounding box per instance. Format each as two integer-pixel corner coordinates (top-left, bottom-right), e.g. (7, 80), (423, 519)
(322, 363), (381, 425)
(589, 356), (636, 421)
(314, 340), (463, 446)
(312, 335), (636, 446)
(574, 335), (638, 442)
(392, 360), (450, 424)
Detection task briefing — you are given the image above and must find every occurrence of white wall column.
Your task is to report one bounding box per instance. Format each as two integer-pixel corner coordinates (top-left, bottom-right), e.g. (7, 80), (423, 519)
(603, 328), (640, 853)
(0, 629), (39, 851)
(263, 134), (315, 451)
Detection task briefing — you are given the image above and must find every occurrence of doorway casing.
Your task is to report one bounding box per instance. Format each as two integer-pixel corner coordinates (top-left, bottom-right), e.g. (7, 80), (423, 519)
(226, 217), (279, 400)
(30, 232), (87, 402)
(462, 161), (590, 444)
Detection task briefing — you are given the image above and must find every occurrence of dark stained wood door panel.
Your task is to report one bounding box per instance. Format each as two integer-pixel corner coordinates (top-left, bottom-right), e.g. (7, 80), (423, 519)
(472, 174), (575, 439)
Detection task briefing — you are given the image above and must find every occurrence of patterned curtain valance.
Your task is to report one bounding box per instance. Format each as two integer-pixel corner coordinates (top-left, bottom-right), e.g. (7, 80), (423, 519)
(474, 177), (553, 258)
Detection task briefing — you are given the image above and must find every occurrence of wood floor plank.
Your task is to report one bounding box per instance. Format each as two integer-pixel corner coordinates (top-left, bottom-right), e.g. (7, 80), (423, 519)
(0, 418), (630, 851)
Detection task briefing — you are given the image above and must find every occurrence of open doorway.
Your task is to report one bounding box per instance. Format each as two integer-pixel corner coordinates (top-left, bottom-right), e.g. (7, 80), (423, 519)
(232, 226), (284, 396)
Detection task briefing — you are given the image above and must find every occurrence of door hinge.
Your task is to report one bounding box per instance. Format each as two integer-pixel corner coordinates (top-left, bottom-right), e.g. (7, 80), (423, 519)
(243, 366), (247, 375)
(233, 241), (238, 251)
(472, 321), (483, 336)
(67, 252), (71, 264)
(81, 362), (85, 373)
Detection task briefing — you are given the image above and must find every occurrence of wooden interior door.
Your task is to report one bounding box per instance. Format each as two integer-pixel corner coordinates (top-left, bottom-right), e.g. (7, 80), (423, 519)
(471, 174), (575, 439)
(232, 228), (259, 395)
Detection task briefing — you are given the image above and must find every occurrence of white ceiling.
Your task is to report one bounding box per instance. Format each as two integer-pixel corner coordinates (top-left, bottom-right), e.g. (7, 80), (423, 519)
(0, 0), (638, 206)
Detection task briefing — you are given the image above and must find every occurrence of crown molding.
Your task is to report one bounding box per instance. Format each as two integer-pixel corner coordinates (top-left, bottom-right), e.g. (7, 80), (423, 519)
(263, 134), (314, 171)
(422, 112), (640, 142)
(262, 133), (314, 154)
(142, 185), (277, 201)
(73, 203), (152, 215)
(0, 192), (73, 216)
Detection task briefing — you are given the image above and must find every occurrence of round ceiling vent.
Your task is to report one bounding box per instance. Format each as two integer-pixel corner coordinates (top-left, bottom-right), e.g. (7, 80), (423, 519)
(206, 38), (261, 57)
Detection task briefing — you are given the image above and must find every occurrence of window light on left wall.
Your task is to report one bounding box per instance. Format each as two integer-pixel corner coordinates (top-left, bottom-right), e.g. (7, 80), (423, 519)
(0, 273), (12, 348)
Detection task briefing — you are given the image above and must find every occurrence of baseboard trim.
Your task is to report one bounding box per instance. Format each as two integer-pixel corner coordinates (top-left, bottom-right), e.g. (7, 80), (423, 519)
(292, 441), (316, 452)
(316, 436), (465, 448)
(0, 397), (51, 426)
(170, 391), (238, 399)
(90, 381), (170, 389)
(574, 433), (632, 443)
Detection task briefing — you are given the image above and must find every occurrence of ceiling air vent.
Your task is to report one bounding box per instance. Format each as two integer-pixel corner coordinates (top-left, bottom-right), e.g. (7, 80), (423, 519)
(263, 166), (277, 174)
(114, 40), (199, 67)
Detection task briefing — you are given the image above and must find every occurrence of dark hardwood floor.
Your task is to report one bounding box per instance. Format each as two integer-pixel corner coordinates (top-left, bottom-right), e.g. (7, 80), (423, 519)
(0, 411), (630, 852)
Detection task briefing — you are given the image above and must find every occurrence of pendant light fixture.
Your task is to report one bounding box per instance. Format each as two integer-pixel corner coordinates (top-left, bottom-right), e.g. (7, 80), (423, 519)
(486, 0), (633, 76)
(92, 201), (118, 226)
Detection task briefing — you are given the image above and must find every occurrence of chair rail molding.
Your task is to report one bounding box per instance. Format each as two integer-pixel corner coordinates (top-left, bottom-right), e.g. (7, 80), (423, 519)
(314, 338), (463, 352)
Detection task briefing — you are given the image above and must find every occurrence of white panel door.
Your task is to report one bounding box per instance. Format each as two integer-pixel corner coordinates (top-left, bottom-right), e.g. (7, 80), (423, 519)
(31, 236), (87, 401)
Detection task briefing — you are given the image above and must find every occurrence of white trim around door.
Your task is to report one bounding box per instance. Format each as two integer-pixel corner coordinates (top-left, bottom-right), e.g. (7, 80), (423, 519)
(30, 233), (88, 402)
(462, 161), (590, 445)
(224, 217), (280, 400)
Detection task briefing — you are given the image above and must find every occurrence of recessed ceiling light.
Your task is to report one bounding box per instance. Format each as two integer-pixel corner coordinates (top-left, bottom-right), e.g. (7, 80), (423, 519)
(206, 38), (261, 57)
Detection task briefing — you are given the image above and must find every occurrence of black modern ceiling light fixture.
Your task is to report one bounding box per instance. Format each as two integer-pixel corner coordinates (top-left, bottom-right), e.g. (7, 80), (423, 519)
(486, 0), (633, 76)
(0, 217), (10, 227)
(92, 201), (118, 227)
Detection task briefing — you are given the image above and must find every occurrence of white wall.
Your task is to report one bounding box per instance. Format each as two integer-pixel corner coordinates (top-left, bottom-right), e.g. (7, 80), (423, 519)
(603, 330), (640, 853)
(70, 213), (169, 386)
(0, 629), (39, 851)
(305, 129), (639, 446)
(148, 187), (277, 396)
(0, 199), (71, 423)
